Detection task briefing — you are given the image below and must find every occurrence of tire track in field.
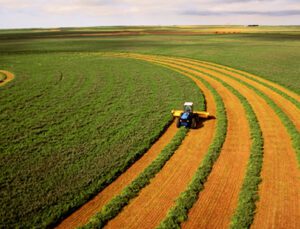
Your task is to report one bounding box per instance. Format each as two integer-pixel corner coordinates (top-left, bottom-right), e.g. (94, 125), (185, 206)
(105, 65), (217, 229)
(108, 53), (300, 228)
(56, 123), (178, 228)
(132, 54), (299, 229)
(0, 70), (14, 86)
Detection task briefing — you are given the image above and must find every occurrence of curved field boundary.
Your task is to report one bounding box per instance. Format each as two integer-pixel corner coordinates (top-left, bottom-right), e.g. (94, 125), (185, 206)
(56, 123), (178, 228)
(101, 55), (227, 229)
(138, 55), (299, 228)
(124, 55), (257, 228)
(110, 53), (299, 228)
(181, 58), (300, 106)
(157, 56), (300, 131)
(84, 127), (188, 228)
(104, 60), (218, 228)
(148, 56), (299, 164)
(0, 70), (14, 86)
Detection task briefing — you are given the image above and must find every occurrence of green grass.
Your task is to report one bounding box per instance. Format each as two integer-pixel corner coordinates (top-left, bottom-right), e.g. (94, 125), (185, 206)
(84, 127), (189, 229)
(1, 26), (299, 227)
(0, 53), (203, 227)
(0, 27), (299, 94)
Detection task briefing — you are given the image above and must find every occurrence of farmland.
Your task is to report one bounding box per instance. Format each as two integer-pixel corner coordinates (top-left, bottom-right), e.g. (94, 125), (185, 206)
(0, 26), (300, 228)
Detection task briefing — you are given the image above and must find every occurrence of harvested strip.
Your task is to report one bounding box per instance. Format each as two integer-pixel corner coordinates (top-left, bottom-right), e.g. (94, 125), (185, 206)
(84, 126), (188, 228)
(128, 55), (300, 228)
(161, 59), (263, 228)
(56, 123), (178, 228)
(152, 56), (300, 163)
(137, 57), (250, 228)
(162, 57), (300, 130)
(179, 70), (250, 228)
(105, 66), (216, 229)
(157, 58), (300, 228)
(0, 70), (14, 86)
(185, 58), (300, 103)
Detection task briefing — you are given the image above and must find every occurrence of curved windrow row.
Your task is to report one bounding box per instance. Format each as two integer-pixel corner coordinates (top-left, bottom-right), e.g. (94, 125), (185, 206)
(101, 56), (222, 229)
(102, 53), (299, 229)
(57, 52), (299, 229)
(120, 54), (260, 228)
(137, 54), (299, 229)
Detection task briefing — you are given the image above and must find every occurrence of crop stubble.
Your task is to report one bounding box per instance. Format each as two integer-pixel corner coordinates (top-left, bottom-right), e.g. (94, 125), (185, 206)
(130, 56), (251, 228)
(105, 65), (217, 229)
(57, 53), (299, 228)
(150, 56), (300, 228)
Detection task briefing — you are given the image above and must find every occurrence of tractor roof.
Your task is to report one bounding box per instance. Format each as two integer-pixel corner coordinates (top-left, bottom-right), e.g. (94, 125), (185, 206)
(184, 102), (193, 106)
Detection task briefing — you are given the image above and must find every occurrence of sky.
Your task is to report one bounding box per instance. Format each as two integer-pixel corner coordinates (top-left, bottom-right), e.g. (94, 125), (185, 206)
(0, 0), (299, 29)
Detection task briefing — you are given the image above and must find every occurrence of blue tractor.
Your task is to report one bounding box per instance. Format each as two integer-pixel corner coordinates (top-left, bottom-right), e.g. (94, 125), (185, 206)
(171, 102), (209, 129)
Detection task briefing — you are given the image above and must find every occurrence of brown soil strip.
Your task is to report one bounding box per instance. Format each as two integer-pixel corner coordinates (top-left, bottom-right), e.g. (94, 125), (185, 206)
(105, 66), (217, 229)
(0, 70), (14, 86)
(131, 57), (251, 228)
(192, 59), (300, 102)
(152, 58), (300, 229)
(171, 59), (300, 131)
(121, 55), (300, 228)
(56, 123), (178, 229)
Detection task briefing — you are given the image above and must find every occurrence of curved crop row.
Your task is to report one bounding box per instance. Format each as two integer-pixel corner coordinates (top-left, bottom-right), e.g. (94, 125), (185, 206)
(195, 65), (300, 164)
(198, 61), (300, 109)
(160, 56), (299, 165)
(157, 68), (227, 228)
(182, 67), (264, 228)
(83, 127), (188, 229)
(0, 55), (204, 227)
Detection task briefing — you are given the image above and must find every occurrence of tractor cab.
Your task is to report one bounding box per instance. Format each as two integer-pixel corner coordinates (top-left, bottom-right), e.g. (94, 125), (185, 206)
(183, 102), (193, 113)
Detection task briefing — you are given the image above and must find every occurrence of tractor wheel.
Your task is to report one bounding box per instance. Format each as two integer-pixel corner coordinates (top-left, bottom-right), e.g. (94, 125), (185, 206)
(191, 117), (197, 129)
(176, 118), (181, 128)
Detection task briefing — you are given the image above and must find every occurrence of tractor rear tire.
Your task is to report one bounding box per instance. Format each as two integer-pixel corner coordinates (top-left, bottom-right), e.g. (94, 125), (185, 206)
(176, 118), (181, 128)
(191, 117), (197, 129)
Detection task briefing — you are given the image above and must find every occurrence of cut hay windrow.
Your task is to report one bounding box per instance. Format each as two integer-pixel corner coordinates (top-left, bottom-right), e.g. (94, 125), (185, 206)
(189, 64), (300, 165)
(136, 56), (262, 228)
(197, 60), (300, 109)
(165, 63), (264, 228)
(83, 127), (189, 229)
(159, 55), (300, 111)
(151, 55), (299, 165)
(143, 62), (227, 228)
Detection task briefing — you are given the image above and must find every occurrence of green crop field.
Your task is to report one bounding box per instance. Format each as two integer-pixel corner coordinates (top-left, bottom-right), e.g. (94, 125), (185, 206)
(1, 26), (300, 228)
(0, 53), (203, 226)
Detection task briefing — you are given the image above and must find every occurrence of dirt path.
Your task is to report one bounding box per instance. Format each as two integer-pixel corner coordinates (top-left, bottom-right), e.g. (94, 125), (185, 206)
(105, 68), (217, 229)
(0, 70), (14, 86)
(56, 123), (178, 228)
(144, 56), (300, 229)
